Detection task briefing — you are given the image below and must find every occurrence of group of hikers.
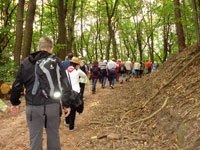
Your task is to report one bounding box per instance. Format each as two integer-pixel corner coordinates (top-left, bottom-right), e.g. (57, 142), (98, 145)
(88, 57), (159, 94)
(8, 36), (159, 150)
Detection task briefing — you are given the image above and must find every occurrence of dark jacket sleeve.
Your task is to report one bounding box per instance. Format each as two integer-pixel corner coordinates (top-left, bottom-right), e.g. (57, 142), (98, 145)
(10, 64), (23, 106)
(57, 59), (71, 108)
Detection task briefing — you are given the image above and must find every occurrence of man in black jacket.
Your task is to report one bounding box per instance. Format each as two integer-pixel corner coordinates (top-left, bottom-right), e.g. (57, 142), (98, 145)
(10, 37), (71, 150)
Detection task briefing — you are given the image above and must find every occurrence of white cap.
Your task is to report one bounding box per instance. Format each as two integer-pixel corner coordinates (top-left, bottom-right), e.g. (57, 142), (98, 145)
(103, 60), (107, 63)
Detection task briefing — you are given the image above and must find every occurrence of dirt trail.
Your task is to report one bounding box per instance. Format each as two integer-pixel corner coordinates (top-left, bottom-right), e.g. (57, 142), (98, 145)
(1, 46), (200, 150)
(0, 80), (126, 150)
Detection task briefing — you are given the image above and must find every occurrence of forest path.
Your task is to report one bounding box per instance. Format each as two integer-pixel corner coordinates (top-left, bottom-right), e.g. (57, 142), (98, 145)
(0, 77), (137, 150)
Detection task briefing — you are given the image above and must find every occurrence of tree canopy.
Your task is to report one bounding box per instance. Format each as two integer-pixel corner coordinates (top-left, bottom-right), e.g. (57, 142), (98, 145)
(0, 0), (199, 82)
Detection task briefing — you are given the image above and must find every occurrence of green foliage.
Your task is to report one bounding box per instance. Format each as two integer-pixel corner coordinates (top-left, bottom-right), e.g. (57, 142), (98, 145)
(0, 52), (18, 82)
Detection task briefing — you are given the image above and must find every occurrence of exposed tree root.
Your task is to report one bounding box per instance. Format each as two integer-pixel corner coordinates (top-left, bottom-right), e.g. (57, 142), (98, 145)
(130, 97), (168, 125)
(143, 51), (200, 108)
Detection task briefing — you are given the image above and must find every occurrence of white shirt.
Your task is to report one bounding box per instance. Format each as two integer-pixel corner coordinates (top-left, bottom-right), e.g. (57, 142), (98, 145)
(66, 67), (86, 93)
(134, 62), (141, 70)
(107, 60), (117, 70)
(125, 60), (132, 70)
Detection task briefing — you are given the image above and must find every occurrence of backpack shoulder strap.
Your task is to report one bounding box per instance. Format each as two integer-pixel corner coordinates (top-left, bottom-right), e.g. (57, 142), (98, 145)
(32, 62), (40, 95)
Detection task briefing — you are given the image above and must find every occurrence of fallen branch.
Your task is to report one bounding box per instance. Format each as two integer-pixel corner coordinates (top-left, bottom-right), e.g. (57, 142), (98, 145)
(130, 97), (168, 125)
(120, 107), (138, 122)
(143, 51), (200, 107)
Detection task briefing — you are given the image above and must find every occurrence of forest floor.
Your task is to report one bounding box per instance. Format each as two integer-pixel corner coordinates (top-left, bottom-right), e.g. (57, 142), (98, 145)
(1, 45), (200, 150)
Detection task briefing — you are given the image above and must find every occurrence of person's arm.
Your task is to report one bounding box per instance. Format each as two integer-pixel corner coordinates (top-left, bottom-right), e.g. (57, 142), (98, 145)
(76, 64), (86, 78)
(57, 59), (71, 116)
(10, 64), (23, 114)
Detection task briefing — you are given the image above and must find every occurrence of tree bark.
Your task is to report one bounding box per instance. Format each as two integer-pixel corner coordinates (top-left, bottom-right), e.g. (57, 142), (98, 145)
(57, 0), (67, 60)
(66, 0), (77, 56)
(192, 0), (200, 44)
(22, 0), (37, 60)
(174, 0), (186, 52)
(14, 0), (25, 66)
(80, 0), (84, 57)
(105, 0), (119, 60)
(40, 0), (44, 37)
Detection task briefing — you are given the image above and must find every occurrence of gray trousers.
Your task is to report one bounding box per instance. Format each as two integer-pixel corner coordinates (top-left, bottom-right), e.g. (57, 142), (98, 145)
(26, 103), (61, 150)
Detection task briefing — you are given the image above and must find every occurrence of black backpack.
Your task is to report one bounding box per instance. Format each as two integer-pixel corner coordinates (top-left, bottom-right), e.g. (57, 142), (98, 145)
(92, 66), (99, 74)
(32, 54), (62, 100)
(32, 54), (63, 128)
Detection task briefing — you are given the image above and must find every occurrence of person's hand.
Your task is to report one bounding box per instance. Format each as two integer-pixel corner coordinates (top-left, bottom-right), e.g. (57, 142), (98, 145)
(10, 105), (19, 115)
(64, 107), (71, 117)
(76, 65), (80, 70)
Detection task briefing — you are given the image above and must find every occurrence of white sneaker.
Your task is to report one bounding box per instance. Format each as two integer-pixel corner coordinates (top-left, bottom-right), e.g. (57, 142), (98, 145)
(69, 127), (77, 131)
(64, 121), (69, 127)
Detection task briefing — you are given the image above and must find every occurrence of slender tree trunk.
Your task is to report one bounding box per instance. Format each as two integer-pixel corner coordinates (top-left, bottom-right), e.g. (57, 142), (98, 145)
(150, 2), (154, 63)
(73, 42), (78, 56)
(66, 0), (77, 55)
(22, 0), (37, 60)
(136, 30), (143, 61)
(111, 29), (117, 59)
(192, 0), (200, 44)
(14, 0), (25, 66)
(182, 0), (191, 45)
(106, 37), (111, 60)
(123, 39), (129, 58)
(57, 0), (67, 60)
(40, 0), (44, 37)
(105, 0), (119, 60)
(174, 0), (186, 52)
(80, 0), (83, 57)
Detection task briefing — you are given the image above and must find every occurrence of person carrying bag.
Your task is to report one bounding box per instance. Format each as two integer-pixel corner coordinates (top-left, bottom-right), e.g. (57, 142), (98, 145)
(64, 57), (86, 131)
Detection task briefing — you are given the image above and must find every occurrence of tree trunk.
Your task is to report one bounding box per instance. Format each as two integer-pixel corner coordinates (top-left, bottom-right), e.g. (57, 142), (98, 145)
(150, 2), (154, 63)
(57, 0), (67, 60)
(182, 0), (191, 45)
(66, 0), (77, 56)
(40, 0), (44, 37)
(192, 0), (200, 44)
(14, 0), (25, 66)
(80, 0), (83, 57)
(105, 0), (119, 60)
(137, 30), (143, 61)
(22, 0), (37, 60)
(174, 0), (186, 52)
(106, 37), (111, 60)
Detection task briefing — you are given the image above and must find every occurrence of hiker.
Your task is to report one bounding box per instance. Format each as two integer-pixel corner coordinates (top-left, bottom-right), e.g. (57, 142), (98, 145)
(145, 60), (149, 74)
(63, 53), (74, 70)
(118, 62), (126, 84)
(125, 58), (132, 81)
(100, 60), (107, 88)
(10, 37), (71, 150)
(140, 61), (145, 77)
(90, 60), (101, 94)
(116, 59), (121, 82)
(65, 57), (86, 131)
(134, 61), (141, 78)
(106, 58), (117, 88)
(148, 62), (152, 73)
(98, 57), (103, 83)
(130, 61), (135, 78)
(152, 61), (157, 71)
(79, 58), (89, 99)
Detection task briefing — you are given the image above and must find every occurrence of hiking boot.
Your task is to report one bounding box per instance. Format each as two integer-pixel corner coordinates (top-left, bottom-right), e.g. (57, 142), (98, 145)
(92, 91), (95, 94)
(111, 85), (114, 89)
